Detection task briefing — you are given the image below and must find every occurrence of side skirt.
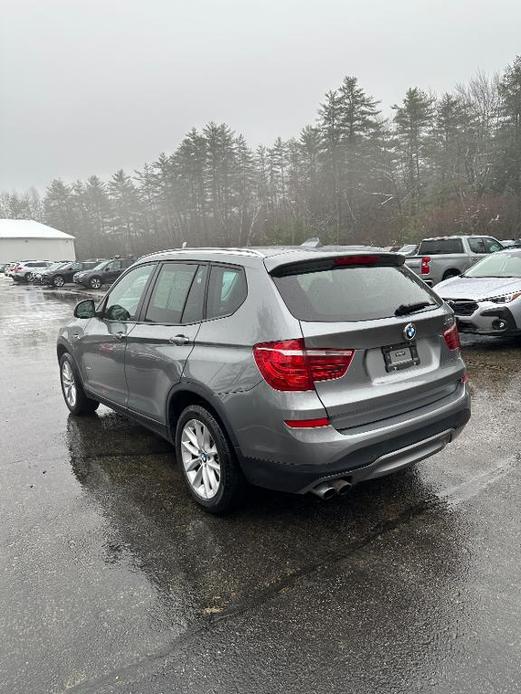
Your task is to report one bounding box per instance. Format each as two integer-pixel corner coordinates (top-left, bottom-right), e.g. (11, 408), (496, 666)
(83, 388), (171, 442)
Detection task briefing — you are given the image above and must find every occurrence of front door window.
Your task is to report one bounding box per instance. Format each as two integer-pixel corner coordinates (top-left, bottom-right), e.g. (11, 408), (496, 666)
(104, 264), (155, 321)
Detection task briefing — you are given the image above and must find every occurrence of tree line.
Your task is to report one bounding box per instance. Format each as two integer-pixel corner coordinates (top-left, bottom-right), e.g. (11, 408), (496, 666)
(2, 56), (521, 259)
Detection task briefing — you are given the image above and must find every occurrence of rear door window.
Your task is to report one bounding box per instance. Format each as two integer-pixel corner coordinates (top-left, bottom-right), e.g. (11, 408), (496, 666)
(181, 265), (208, 323)
(206, 266), (247, 319)
(145, 263), (199, 324)
(418, 239), (464, 254)
(273, 265), (439, 322)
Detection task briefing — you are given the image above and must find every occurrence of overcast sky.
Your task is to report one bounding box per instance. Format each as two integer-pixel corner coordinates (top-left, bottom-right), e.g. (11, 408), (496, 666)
(1, 0), (520, 191)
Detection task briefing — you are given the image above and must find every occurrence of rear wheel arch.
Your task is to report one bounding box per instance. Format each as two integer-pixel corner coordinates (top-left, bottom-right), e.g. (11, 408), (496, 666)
(167, 383), (241, 455)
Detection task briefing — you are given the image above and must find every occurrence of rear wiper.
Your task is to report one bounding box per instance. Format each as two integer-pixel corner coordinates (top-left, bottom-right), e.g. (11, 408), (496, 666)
(394, 301), (433, 316)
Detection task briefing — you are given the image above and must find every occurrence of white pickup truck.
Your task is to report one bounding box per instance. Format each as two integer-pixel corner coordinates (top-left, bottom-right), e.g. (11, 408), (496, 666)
(405, 235), (504, 285)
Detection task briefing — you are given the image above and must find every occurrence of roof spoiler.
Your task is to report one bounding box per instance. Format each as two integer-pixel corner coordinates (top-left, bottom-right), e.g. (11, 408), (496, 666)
(268, 252), (405, 277)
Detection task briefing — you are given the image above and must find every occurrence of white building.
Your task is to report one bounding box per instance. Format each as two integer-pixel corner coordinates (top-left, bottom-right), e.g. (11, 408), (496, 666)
(0, 219), (76, 264)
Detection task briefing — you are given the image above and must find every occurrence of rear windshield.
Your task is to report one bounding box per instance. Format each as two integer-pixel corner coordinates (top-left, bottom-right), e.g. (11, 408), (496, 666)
(419, 239), (464, 255)
(273, 265), (440, 322)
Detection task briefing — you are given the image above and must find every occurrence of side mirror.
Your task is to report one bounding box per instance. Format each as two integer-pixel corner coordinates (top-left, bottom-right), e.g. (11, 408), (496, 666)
(74, 299), (96, 319)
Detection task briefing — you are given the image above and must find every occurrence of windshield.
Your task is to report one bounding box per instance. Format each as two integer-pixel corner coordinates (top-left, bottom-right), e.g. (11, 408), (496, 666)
(90, 260), (109, 271)
(464, 252), (521, 278)
(273, 265), (440, 322)
(47, 262), (68, 272)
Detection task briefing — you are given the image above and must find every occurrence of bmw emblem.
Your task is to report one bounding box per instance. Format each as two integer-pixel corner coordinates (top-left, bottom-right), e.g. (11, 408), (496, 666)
(403, 322), (416, 341)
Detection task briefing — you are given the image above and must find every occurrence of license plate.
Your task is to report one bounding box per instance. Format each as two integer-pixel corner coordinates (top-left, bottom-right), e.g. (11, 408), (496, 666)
(382, 342), (420, 372)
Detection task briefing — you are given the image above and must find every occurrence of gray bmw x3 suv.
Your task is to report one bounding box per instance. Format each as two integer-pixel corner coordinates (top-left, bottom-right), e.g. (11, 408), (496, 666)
(57, 247), (470, 512)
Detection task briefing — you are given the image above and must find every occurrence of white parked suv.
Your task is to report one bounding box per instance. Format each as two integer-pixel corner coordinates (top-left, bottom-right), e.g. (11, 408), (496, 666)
(11, 260), (52, 282)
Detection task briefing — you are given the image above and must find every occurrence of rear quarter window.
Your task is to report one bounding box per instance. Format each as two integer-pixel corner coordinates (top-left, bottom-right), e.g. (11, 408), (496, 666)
(206, 266), (247, 319)
(273, 265), (440, 322)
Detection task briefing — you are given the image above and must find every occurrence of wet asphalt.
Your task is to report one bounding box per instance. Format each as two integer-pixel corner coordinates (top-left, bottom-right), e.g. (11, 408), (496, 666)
(1, 277), (521, 694)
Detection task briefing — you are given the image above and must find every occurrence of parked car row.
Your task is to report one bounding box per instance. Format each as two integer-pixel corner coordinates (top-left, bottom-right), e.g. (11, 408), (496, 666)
(2, 256), (136, 289)
(386, 235), (521, 337)
(4, 237), (516, 512)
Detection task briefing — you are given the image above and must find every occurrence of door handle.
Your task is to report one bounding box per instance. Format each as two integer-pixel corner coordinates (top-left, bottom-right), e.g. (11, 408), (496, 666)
(169, 334), (192, 346)
(114, 331), (126, 341)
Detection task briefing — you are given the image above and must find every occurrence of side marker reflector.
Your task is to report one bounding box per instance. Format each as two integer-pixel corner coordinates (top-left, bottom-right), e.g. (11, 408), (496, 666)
(284, 417), (330, 429)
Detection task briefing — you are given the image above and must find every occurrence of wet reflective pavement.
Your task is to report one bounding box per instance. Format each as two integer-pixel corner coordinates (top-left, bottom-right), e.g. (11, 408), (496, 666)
(1, 277), (521, 694)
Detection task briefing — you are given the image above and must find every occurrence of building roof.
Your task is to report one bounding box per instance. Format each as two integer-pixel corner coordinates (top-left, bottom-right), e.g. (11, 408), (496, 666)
(0, 219), (75, 240)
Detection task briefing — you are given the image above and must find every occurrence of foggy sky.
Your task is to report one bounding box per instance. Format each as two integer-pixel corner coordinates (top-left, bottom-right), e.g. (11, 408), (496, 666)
(2, 0), (520, 191)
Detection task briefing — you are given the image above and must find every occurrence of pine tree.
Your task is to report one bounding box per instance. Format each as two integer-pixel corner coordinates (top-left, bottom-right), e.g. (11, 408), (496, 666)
(393, 88), (435, 212)
(318, 89), (344, 241)
(44, 180), (76, 235)
(107, 170), (142, 253)
(496, 56), (521, 224)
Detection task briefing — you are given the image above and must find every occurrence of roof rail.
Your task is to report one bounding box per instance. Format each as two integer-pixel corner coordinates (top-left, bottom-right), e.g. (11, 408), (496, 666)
(137, 247), (265, 260)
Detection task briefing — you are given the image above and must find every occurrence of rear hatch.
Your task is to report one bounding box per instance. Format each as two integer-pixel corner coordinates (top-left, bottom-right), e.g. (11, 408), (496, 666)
(269, 252), (461, 430)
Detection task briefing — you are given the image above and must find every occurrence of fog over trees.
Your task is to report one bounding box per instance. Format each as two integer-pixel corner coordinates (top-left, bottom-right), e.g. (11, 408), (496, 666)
(2, 56), (521, 258)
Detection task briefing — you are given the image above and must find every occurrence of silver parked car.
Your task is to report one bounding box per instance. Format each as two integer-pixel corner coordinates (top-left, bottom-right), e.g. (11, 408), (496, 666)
(435, 249), (521, 336)
(57, 247), (470, 512)
(405, 235), (504, 285)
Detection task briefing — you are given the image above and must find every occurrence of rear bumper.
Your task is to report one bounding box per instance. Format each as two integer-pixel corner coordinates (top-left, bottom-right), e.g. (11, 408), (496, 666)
(240, 384), (470, 493)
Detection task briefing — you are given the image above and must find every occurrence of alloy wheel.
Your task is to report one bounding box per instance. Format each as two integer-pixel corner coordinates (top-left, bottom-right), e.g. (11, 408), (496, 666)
(61, 361), (77, 408)
(181, 419), (221, 499)
(54, 276), (64, 287)
(90, 278), (101, 289)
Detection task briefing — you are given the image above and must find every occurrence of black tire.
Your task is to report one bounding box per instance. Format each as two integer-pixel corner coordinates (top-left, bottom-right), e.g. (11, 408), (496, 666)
(89, 276), (102, 289)
(59, 353), (99, 416)
(442, 269), (460, 280)
(53, 275), (65, 287)
(24, 272), (32, 282)
(175, 404), (245, 513)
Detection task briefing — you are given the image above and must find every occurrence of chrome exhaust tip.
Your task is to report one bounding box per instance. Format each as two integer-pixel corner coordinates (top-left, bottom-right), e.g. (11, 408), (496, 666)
(310, 482), (337, 500)
(332, 479), (352, 496)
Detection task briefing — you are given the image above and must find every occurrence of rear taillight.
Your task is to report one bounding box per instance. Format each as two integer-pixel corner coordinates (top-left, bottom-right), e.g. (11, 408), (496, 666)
(420, 256), (431, 275)
(443, 323), (461, 350)
(253, 338), (355, 391)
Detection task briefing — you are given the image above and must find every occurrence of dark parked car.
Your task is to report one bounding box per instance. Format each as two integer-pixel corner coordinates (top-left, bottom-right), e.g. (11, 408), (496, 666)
(41, 260), (102, 287)
(73, 257), (135, 289)
(57, 246), (470, 513)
